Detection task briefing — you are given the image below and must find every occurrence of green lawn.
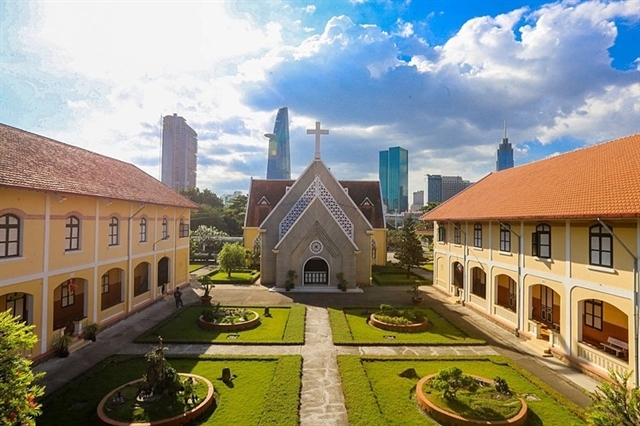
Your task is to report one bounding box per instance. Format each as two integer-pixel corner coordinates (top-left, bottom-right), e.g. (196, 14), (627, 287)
(38, 355), (302, 426)
(190, 264), (205, 273)
(338, 356), (585, 426)
(329, 307), (484, 345)
(207, 269), (260, 284)
(371, 265), (432, 286)
(135, 305), (306, 344)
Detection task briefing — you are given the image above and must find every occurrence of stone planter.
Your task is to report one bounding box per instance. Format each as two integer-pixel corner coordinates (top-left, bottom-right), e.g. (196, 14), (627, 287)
(96, 373), (215, 426)
(369, 313), (429, 333)
(415, 374), (528, 425)
(198, 311), (261, 332)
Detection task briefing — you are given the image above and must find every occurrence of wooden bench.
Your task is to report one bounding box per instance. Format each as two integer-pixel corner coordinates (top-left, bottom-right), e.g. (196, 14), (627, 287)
(600, 337), (628, 358)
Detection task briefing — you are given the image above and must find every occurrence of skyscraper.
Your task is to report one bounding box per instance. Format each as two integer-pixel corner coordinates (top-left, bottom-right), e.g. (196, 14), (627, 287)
(161, 113), (197, 191)
(496, 121), (514, 171)
(427, 174), (473, 202)
(265, 107), (291, 179)
(379, 146), (408, 213)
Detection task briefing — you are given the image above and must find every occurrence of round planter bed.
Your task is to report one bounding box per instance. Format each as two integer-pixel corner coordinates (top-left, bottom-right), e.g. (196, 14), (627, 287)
(198, 310), (261, 332)
(369, 313), (429, 333)
(96, 373), (215, 426)
(415, 374), (528, 425)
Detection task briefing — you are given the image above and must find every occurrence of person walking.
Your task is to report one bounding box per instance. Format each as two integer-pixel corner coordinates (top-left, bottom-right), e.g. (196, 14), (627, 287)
(173, 287), (183, 308)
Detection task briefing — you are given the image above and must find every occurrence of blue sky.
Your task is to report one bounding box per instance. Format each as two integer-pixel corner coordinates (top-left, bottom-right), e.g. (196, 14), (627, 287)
(1, 0), (639, 202)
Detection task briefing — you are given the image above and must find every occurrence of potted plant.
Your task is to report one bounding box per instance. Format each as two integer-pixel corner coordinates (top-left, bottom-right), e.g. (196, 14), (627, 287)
(410, 285), (424, 305)
(336, 272), (348, 292)
(53, 333), (73, 358)
(83, 322), (99, 342)
(197, 275), (215, 305)
(284, 269), (297, 291)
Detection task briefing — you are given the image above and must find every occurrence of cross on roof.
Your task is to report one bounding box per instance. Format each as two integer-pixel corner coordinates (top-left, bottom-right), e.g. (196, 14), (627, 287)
(306, 121), (329, 160)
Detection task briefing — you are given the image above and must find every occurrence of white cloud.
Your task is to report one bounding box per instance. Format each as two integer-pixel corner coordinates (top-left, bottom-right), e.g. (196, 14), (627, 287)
(3, 0), (638, 198)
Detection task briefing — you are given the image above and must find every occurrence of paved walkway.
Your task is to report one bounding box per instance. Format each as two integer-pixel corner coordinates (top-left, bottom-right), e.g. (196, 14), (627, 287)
(35, 266), (599, 424)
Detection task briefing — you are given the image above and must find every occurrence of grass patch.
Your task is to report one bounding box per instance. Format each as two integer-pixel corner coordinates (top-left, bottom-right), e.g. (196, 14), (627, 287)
(329, 307), (484, 345)
(135, 305), (305, 344)
(337, 356), (585, 426)
(421, 263), (434, 272)
(207, 269), (260, 284)
(39, 355), (302, 426)
(371, 265), (432, 286)
(189, 264), (206, 273)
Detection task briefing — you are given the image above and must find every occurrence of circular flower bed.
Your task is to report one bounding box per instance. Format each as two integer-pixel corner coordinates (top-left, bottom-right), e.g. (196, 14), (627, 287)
(369, 305), (429, 333)
(96, 373), (215, 426)
(198, 307), (261, 332)
(416, 373), (528, 425)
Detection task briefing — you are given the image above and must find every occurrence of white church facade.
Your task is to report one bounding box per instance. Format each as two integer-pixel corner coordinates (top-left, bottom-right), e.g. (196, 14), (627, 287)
(243, 123), (387, 290)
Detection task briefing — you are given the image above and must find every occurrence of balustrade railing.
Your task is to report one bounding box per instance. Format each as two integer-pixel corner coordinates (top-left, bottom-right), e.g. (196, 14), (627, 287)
(577, 342), (630, 377)
(468, 293), (488, 310)
(493, 304), (517, 325)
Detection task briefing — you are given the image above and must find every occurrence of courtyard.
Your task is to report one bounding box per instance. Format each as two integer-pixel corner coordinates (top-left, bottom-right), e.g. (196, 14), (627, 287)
(34, 269), (596, 425)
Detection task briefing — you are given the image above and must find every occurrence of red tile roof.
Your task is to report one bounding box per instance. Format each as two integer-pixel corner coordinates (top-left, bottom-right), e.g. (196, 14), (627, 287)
(421, 134), (640, 221)
(245, 179), (385, 228)
(0, 124), (199, 209)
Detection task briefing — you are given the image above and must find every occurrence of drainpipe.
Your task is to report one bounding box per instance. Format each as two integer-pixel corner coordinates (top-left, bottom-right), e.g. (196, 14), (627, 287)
(449, 222), (468, 305)
(499, 221), (522, 337)
(597, 218), (639, 388)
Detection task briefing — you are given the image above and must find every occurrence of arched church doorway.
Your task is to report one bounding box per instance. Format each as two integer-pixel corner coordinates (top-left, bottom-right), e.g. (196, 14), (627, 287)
(303, 258), (329, 285)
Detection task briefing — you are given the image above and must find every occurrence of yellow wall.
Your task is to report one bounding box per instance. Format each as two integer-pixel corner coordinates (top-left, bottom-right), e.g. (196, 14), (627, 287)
(0, 188), (193, 358)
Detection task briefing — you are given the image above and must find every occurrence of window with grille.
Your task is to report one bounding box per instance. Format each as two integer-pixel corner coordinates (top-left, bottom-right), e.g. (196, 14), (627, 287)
(109, 217), (119, 246)
(500, 224), (511, 252)
(532, 224), (551, 258)
(61, 282), (75, 307)
(584, 299), (603, 330)
(454, 225), (461, 244)
(162, 218), (168, 239)
(65, 216), (80, 251)
(589, 224), (613, 268)
(0, 213), (20, 258)
(139, 218), (147, 242)
(473, 223), (482, 248)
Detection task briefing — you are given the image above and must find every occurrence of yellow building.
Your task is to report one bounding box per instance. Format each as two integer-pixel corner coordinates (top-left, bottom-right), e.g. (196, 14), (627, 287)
(421, 134), (640, 386)
(0, 124), (198, 360)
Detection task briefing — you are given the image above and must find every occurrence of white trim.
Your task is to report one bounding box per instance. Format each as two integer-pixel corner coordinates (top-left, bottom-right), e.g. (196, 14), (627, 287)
(498, 251), (513, 257)
(534, 256), (553, 263)
(587, 265), (617, 274)
(0, 256), (26, 265)
(40, 194), (51, 354)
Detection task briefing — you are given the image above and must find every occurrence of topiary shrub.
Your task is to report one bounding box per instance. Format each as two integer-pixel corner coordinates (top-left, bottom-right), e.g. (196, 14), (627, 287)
(429, 367), (478, 400)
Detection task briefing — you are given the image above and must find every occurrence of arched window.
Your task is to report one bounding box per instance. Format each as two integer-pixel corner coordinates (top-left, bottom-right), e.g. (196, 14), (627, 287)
(162, 218), (168, 239)
(589, 224), (613, 268)
(473, 223), (482, 248)
(0, 213), (20, 258)
(109, 217), (119, 246)
(139, 218), (147, 242)
(532, 224), (551, 258)
(65, 216), (80, 251)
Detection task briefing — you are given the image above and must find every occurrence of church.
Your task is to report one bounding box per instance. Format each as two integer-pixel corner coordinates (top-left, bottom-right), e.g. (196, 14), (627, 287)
(244, 122), (387, 290)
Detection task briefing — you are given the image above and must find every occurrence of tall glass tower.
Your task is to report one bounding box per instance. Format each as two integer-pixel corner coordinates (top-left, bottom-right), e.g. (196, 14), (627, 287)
(265, 107), (291, 179)
(379, 146), (409, 213)
(496, 121), (514, 171)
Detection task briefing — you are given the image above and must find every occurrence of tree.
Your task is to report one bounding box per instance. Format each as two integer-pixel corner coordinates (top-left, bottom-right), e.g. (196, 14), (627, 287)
(0, 310), (45, 425)
(394, 217), (427, 277)
(217, 243), (247, 277)
(430, 367), (478, 400)
(190, 225), (228, 262)
(586, 370), (640, 426)
(223, 194), (247, 236)
(419, 201), (441, 213)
